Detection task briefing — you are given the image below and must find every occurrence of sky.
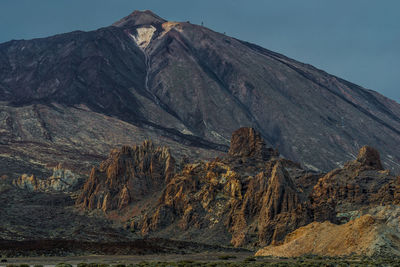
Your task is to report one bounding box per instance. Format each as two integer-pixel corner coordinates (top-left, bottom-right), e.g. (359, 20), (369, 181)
(0, 0), (399, 103)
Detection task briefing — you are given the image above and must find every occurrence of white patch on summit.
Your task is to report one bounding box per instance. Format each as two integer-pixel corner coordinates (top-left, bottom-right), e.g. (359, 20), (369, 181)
(129, 25), (156, 49)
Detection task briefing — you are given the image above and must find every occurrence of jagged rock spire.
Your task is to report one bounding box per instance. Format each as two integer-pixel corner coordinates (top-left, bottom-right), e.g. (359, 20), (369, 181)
(228, 127), (279, 160)
(76, 140), (175, 212)
(356, 146), (383, 170)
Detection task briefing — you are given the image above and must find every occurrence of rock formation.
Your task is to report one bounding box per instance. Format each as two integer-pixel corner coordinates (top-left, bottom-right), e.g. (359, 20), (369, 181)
(354, 145), (384, 170)
(256, 205), (400, 257)
(228, 127), (279, 160)
(13, 164), (83, 192)
(73, 126), (399, 253)
(129, 128), (313, 247)
(310, 145), (398, 223)
(76, 140), (175, 212)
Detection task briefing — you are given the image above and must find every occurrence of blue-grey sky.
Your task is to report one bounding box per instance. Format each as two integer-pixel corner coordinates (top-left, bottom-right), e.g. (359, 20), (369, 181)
(0, 0), (399, 103)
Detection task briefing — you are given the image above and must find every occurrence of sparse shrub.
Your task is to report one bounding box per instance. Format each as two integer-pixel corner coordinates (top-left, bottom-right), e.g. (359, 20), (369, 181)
(244, 256), (256, 262)
(218, 255), (237, 260)
(55, 263), (72, 267)
(255, 255), (272, 259)
(303, 254), (318, 260)
(136, 262), (150, 267)
(177, 260), (195, 266)
(84, 263), (109, 267)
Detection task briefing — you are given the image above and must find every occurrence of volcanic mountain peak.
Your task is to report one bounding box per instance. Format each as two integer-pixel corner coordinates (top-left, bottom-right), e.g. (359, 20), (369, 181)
(112, 10), (167, 28)
(0, 7), (399, 193)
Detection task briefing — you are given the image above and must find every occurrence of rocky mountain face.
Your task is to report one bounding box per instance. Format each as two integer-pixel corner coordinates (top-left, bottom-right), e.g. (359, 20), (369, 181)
(76, 127), (399, 253)
(132, 128), (313, 247)
(0, 10), (399, 184)
(76, 140), (175, 212)
(73, 128), (309, 246)
(310, 146), (400, 223)
(227, 127), (279, 160)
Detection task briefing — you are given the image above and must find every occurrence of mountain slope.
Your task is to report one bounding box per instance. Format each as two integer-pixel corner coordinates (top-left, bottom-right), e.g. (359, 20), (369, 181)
(0, 10), (399, 179)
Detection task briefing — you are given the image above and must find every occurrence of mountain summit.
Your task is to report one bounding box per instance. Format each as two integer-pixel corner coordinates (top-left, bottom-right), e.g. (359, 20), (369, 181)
(0, 10), (399, 181)
(112, 10), (167, 28)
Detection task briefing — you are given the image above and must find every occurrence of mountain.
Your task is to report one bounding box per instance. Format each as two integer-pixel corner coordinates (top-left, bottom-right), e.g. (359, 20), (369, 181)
(0, 10), (399, 183)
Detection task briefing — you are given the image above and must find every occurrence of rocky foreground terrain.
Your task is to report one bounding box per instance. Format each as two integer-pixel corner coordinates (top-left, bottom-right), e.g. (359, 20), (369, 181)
(1, 126), (399, 258)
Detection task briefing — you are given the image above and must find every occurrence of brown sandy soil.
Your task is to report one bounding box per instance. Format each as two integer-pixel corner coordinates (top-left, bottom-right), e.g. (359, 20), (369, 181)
(256, 205), (400, 257)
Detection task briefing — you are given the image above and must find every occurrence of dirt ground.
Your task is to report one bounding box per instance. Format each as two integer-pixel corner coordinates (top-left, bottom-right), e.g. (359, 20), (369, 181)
(0, 251), (255, 266)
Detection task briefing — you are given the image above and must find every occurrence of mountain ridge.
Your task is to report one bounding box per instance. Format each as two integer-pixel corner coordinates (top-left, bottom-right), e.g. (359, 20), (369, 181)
(0, 10), (399, 183)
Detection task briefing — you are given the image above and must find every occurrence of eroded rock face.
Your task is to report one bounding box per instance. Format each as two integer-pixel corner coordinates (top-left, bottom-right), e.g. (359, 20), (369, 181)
(356, 146), (383, 170)
(228, 127), (279, 160)
(310, 146), (398, 223)
(13, 164), (82, 192)
(135, 157), (311, 247)
(75, 128), (399, 250)
(255, 162), (311, 246)
(130, 131), (400, 248)
(14, 174), (38, 191)
(131, 128), (312, 247)
(76, 140), (175, 212)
